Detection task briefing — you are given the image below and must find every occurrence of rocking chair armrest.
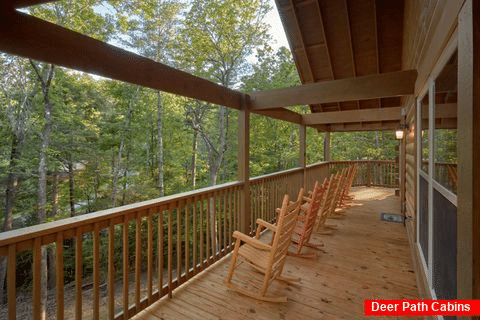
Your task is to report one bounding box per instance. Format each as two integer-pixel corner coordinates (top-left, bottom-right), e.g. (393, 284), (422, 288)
(256, 219), (277, 232)
(232, 231), (271, 251)
(302, 196), (312, 202)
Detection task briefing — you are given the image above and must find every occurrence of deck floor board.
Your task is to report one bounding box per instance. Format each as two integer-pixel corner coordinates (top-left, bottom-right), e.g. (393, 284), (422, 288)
(132, 187), (418, 319)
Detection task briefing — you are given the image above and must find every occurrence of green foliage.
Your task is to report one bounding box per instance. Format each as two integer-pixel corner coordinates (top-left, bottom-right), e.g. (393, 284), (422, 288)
(178, 0), (271, 86)
(331, 131), (398, 160)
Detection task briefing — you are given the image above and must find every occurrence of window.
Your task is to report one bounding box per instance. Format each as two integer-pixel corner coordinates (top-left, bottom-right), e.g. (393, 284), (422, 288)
(434, 51), (457, 194)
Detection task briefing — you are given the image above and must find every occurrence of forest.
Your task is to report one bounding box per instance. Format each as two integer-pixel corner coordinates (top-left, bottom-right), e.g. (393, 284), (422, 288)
(0, 0), (399, 312)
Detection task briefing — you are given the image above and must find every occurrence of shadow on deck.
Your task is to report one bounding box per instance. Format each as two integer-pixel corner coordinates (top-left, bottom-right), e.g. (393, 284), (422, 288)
(132, 187), (418, 319)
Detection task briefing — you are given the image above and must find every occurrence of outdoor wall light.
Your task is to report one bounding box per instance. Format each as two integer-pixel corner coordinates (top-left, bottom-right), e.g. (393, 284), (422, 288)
(395, 130), (404, 140)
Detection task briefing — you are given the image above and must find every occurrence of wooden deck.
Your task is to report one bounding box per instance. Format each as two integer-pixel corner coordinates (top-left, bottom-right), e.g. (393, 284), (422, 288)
(132, 187), (418, 319)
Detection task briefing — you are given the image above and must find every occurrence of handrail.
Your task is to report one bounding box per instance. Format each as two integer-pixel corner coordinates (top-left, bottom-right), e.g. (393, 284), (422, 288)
(249, 166), (304, 183)
(0, 181), (243, 247)
(329, 160), (398, 188)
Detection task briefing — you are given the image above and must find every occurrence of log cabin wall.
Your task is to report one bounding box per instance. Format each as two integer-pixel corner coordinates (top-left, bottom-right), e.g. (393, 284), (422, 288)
(401, 0), (466, 299)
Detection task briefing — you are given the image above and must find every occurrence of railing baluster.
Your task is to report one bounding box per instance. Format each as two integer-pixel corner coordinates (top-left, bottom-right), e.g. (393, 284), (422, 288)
(223, 192), (227, 255)
(75, 228), (82, 320)
(199, 197), (204, 269)
(32, 238), (41, 320)
(185, 200), (190, 279)
(147, 209), (153, 303)
(56, 232), (64, 320)
(7, 244), (16, 320)
(135, 212), (141, 309)
(216, 192), (221, 257)
(192, 200), (197, 273)
(122, 218), (129, 318)
(206, 194), (211, 263)
(168, 204), (173, 298)
(177, 202), (182, 285)
(93, 223), (100, 320)
(158, 207), (164, 295)
(108, 222), (115, 320)
(228, 191), (232, 250)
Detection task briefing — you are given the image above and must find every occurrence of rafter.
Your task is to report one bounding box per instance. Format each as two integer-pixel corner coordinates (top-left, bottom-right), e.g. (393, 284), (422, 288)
(285, 1), (315, 83)
(373, 0), (383, 109)
(303, 107), (401, 125)
(314, 0), (336, 111)
(250, 70), (417, 110)
(0, 9), (243, 109)
(344, 0), (361, 109)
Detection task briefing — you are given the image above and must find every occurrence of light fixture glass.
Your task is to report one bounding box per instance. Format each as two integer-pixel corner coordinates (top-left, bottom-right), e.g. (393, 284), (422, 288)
(395, 130), (404, 140)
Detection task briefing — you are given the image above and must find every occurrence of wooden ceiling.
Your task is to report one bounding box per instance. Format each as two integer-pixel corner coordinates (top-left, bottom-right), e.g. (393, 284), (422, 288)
(274, 0), (406, 131)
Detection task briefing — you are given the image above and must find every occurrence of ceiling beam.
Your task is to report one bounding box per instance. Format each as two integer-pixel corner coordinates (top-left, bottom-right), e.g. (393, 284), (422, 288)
(303, 107), (401, 125)
(250, 69), (417, 109)
(0, 9), (243, 109)
(328, 121), (400, 132)
(253, 108), (303, 125)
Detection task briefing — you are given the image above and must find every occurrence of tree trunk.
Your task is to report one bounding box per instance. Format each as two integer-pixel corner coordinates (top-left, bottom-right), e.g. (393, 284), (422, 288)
(112, 87), (137, 207)
(0, 134), (21, 304)
(68, 160), (75, 216)
(206, 106), (229, 254)
(122, 149), (130, 205)
(157, 91), (164, 196)
(191, 130), (197, 189)
(31, 61), (55, 320)
(207, 106), (228, 187)
(48, 171), (59, 289)
(51, 171), (58, 217)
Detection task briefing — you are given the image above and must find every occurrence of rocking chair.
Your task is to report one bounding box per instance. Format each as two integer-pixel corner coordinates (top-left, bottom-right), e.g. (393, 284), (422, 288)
(288, 180), (327, 258)
(224, 189), (304, 302)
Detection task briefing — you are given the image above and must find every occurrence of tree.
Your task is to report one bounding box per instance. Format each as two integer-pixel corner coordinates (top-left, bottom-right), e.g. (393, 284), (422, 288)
(112, 0), (184, 196)
(0, 55), (36, 303)
(178, 0), (271, 186)
(241, 46), (307, 176)
(25, 2), (112, 316)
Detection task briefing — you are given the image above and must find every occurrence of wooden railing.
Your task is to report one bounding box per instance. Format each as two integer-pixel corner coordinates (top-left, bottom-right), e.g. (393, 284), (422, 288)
(422, 161), (457, 193)
(329, 160), (399, 188)
(0, 160), (395, 319)
(249, 167), (306, 233)
(0, 181), (243, 320)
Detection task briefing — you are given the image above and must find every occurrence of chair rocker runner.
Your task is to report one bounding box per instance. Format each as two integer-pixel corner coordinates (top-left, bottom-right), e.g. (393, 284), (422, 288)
(224, 189), (304, 302)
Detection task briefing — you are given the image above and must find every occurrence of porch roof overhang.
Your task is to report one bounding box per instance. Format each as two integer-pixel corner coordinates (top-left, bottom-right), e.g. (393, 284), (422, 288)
(1, 0), (425, 132)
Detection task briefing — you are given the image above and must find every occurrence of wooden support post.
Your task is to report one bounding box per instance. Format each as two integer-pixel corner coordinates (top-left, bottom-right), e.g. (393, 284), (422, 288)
(398, 112), (406, 211)
(324, 132), (331, 162)
(238, 95), (251, 235)
(300, 124), (306, 189)
(458, 0), (480, 300)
